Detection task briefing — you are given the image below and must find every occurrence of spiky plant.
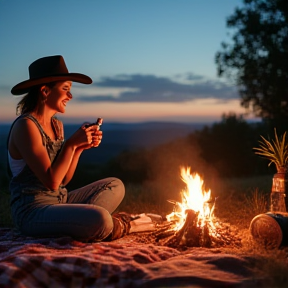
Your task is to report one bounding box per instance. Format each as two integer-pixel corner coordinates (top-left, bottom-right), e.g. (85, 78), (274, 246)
(254, 128), (288, 172)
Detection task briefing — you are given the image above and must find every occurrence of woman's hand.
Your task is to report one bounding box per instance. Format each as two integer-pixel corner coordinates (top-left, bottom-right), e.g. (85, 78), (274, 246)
(90, 126), (103, 148)
(73, 123), (103, 151)
(62, 123), (102, 185)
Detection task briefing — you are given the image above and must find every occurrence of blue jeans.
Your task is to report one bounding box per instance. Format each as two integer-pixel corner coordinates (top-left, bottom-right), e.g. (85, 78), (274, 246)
(17, 177), (125, 241)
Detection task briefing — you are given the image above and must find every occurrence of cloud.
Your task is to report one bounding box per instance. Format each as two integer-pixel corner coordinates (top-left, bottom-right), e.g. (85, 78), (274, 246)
(75, 73), (239, 103)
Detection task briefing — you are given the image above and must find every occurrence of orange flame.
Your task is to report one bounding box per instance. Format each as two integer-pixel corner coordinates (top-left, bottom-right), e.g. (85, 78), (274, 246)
(166, 167), (214, 230)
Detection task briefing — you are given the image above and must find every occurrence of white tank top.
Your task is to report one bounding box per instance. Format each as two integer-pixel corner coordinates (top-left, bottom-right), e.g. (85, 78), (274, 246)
(8, 152), (26, 177)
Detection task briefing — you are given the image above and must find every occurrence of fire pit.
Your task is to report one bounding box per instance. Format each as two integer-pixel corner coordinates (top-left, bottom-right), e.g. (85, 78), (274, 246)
(146, 167), (242, 249)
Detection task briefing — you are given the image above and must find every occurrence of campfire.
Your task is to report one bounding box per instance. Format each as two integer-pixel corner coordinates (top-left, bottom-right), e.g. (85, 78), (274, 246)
(150, 167), (242, 249)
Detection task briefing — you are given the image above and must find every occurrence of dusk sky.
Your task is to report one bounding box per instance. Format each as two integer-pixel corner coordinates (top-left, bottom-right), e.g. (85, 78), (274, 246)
(0, 0), (253, 124)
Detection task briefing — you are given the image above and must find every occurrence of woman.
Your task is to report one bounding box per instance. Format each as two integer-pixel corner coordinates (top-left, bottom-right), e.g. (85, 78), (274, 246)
(7, 55), (133, 242)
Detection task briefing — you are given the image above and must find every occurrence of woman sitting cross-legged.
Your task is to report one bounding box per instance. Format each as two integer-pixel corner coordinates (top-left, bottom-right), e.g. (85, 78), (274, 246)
(7, 55), (140, 242)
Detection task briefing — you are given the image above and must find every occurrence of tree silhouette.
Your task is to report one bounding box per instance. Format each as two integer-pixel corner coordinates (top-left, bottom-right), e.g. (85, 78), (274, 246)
(192, 113), (267, 177)
(216, 0), (288, 132)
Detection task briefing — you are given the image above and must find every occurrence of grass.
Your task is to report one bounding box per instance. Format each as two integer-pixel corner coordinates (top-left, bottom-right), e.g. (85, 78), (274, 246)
(211, 175), (271, 229)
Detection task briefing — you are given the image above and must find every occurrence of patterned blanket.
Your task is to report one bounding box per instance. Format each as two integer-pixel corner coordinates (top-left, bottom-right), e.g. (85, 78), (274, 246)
(0, 228), (264, 288)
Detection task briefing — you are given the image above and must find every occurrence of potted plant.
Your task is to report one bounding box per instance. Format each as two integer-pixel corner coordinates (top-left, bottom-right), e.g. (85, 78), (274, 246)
(254, 128), (288, 212)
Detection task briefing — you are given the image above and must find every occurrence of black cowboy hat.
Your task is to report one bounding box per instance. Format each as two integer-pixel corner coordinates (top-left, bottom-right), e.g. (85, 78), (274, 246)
(11, 55), (92, 95)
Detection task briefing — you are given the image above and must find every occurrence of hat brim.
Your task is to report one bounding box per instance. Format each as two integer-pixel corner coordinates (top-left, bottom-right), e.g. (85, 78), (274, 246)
(11, 73), (92, 95)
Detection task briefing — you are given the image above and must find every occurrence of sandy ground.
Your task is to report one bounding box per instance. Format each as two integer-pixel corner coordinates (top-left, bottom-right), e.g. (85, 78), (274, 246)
(1, 226), (282, 288)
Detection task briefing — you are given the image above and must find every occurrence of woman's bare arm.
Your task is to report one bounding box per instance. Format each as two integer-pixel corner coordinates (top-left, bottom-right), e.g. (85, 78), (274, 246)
(9, 117), (96, 190)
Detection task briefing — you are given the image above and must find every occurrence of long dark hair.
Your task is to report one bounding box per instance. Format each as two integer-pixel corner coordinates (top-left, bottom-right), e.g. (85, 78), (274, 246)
(16, 86), (40, 115)
(16, 82), (57, 115)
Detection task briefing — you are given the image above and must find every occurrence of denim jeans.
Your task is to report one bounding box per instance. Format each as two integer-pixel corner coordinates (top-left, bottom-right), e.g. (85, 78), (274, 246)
(16, 177), (125, 241)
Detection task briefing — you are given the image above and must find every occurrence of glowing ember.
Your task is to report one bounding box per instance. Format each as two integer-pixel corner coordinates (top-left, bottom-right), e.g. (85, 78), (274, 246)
(166, 167), (215, 231)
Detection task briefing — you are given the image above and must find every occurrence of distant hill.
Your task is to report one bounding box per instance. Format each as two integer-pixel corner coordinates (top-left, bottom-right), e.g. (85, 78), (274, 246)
(0, 122), (208, 168)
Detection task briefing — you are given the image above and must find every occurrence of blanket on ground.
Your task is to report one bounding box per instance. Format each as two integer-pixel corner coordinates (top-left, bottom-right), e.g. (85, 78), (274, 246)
(0, 228), (265, 288)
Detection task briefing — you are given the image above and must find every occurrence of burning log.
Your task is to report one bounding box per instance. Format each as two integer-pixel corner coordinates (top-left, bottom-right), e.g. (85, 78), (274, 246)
(154, 209), (215, 248)
(200, 222), (212, 247)
(163, 209), (199, 247)
(155, 230), (175, 240)
(153, 222), (175, 240)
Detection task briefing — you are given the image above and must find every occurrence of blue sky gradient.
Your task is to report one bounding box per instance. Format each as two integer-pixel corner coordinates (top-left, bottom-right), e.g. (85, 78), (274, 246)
(0, 0), (251, 123)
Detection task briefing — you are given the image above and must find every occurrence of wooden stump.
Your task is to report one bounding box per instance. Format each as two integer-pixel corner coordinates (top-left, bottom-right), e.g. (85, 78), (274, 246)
(250, 212), (288, 249)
